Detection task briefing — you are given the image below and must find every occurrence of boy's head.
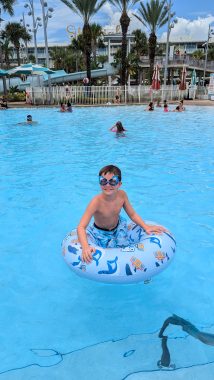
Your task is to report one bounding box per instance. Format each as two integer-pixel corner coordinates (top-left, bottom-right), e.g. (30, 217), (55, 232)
(99, 165), (121, 182)
(27, 114), (32, 122)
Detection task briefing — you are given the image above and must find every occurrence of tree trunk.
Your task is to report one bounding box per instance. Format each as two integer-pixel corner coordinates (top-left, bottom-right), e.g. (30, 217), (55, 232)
(120, 10), (130, 86)
(16, 46), (21, 66)
(83, 23), (92, 83)
(3, 76), (7, 95)
(148, 32), (157, 83)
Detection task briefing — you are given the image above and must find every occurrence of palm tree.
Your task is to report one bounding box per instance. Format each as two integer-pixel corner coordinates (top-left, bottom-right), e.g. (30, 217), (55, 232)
(0, 30), (13, 68)
(59, 0), (106, 83)
(5, 22), (31, 65)
(0, 0), (15, 69)
(109, 0), (139, 85)
(192, 50), (204, 60)
(131, 29), (148, 84)
(134, 0), (168, 81)
(0, 0), (15, 15)
(90, 23), (104, 66)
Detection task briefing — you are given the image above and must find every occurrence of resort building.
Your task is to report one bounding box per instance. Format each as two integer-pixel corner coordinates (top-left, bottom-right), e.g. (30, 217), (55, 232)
(9, 32), (214, 68)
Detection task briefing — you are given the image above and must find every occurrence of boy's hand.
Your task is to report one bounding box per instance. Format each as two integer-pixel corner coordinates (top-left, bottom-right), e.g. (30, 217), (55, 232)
(144, 225), (167, 235)
(82, 246), (96, 264)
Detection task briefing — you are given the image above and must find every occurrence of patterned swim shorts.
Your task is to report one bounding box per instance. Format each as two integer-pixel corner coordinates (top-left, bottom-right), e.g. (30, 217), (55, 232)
(86, 216), (129, 248)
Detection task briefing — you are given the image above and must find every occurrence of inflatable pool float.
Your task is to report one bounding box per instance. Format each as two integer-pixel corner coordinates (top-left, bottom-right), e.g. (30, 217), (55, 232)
(62, 222), (176, 284)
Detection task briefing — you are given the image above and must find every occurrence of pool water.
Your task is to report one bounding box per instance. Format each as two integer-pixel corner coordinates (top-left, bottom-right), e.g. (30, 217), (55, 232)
(0, 105), (214, 379)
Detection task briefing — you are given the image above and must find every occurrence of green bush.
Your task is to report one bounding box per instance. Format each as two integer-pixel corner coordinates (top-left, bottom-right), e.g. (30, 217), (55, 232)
(7, 92), (26, 102)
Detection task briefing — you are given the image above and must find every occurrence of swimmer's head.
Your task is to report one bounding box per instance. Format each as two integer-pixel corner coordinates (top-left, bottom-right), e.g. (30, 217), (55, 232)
(27, 114), (32, 121)
(115, 121), (125, 132)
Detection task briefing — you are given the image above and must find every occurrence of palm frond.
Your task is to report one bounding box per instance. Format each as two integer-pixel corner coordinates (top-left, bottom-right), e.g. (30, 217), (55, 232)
(108, 0), (139, 12)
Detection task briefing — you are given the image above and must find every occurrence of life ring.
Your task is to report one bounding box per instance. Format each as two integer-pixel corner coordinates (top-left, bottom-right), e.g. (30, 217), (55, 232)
(62, 222), (176, 284)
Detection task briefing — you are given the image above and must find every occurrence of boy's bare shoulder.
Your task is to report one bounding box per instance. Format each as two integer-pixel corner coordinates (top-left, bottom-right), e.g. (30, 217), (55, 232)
(118, 189), (128, 199)
(89, 194), (102, 205)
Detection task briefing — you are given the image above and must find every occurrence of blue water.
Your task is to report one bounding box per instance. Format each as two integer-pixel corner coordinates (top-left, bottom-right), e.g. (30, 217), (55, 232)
(0, 105), (214, 379)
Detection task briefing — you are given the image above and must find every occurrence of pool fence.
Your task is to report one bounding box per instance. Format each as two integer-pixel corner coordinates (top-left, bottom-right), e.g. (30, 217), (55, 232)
(25, 84), (200, 106)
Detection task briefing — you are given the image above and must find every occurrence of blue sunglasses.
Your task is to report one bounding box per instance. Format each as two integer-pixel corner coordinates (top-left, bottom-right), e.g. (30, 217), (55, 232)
(99, 175), (120, 186)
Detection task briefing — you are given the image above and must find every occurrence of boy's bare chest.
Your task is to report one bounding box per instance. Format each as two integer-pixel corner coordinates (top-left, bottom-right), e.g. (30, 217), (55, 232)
(96, 198), (123, 218)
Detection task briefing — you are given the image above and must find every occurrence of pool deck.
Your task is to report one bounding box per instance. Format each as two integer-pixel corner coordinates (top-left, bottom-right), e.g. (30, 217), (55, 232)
(4, 99), (214, 108)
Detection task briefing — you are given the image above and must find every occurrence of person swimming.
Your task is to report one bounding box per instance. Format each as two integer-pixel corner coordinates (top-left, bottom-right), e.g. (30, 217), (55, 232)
(110, 121), (126, 136)
(17, 114), (38, 125)
(67, 101), (72, 112)
(146, 102), (154, 111)
(163, 104), (169, 112)
(60, 102), (66, 112)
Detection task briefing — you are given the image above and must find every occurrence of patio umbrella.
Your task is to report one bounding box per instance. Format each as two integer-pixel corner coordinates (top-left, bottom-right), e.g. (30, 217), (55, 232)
(191, 69), (197, 86)
(179, 66), (187, 90)
(7, 63), (55, 104)
(151, 64), (161, 90)
(7, 63), (55, 76)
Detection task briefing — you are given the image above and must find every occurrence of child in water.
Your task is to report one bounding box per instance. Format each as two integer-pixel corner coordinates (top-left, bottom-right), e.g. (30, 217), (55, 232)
(163, 104), (169, 112)
(67, 101), (72, 112)
(60, 102), (66, 112)
(77, 165), (166, 263)
(110, 121), (126, 136)
(146, 102), (154, 111)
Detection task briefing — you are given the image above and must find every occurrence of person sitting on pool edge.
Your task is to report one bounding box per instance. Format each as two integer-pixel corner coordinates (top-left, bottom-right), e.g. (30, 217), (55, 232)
(77, 165), (167, 263)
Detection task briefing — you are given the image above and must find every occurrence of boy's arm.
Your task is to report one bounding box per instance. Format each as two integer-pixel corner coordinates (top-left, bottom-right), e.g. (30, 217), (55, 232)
(77, 198), (97, 263)
(123, 193), (166, 234)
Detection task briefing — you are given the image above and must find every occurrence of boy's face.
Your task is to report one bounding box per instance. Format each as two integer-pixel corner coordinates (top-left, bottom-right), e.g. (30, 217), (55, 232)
(99, 172), (121, 195)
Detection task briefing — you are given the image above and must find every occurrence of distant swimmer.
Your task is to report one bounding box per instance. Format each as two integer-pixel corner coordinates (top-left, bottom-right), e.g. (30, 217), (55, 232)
(163, 104), (169, 112)
(17, 114), (38, 125)
(173, 106), (182, 112)
(145, 101), (154, 111)
(67, 101), (73, 112)
(60, 102), (66, 112)
(179, 99), (185, 111)
(110, 121), (126, 137)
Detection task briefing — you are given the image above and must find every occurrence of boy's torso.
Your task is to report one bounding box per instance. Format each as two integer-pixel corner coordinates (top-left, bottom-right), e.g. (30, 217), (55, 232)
(94, 190), (125, 230)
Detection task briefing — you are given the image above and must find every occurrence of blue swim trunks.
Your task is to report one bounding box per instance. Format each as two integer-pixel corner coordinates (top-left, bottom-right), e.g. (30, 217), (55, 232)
(86, 217), (129, 248)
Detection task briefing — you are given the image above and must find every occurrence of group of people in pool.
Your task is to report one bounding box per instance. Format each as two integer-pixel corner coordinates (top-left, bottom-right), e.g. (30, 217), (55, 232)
(110, 99), (185, 137)
(146, 99), (185, 112)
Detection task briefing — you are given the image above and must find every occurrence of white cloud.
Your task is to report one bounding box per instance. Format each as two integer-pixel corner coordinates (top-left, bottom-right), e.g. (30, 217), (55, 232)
(1, 1), (214, 45)
(159, 15), (214, 42)
(102, 9), (146, 34)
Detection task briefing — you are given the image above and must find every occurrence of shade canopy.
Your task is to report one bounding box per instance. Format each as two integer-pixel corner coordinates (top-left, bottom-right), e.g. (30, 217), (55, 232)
(7, 63), (55, 76)
(0, 69), (8, 77)
(179, 66), (187, 91)
(151, 64), (161, 90)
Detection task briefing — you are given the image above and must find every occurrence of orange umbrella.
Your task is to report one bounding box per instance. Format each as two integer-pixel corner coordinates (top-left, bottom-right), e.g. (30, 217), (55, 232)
(151, 64), (161, 90)
(179, 66), (187, 90)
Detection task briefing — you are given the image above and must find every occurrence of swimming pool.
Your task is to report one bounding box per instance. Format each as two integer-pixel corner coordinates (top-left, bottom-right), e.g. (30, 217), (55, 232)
(0, 105), (214, 379)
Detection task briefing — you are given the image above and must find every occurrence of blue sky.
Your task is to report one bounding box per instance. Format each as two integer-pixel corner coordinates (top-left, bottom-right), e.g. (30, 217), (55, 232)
(1, 0), (214, 44)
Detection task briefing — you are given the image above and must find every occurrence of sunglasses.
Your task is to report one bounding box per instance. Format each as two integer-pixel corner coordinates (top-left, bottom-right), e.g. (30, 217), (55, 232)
(99, 175), (120, 186)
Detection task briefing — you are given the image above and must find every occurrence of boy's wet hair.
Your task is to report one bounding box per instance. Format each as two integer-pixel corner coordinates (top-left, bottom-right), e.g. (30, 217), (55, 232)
(99, 165), (121, 181)
(27, 114), (32, 120)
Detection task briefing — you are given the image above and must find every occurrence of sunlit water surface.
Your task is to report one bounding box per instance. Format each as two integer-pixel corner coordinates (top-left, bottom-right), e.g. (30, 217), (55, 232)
(0, 105), (214, 379)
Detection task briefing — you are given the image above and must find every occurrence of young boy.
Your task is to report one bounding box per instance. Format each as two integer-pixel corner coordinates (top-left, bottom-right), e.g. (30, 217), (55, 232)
(77, 165), (166, 264)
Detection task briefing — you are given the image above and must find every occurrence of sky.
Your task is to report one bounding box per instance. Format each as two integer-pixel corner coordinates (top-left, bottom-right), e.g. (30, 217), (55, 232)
(0, 0), (214, 45)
